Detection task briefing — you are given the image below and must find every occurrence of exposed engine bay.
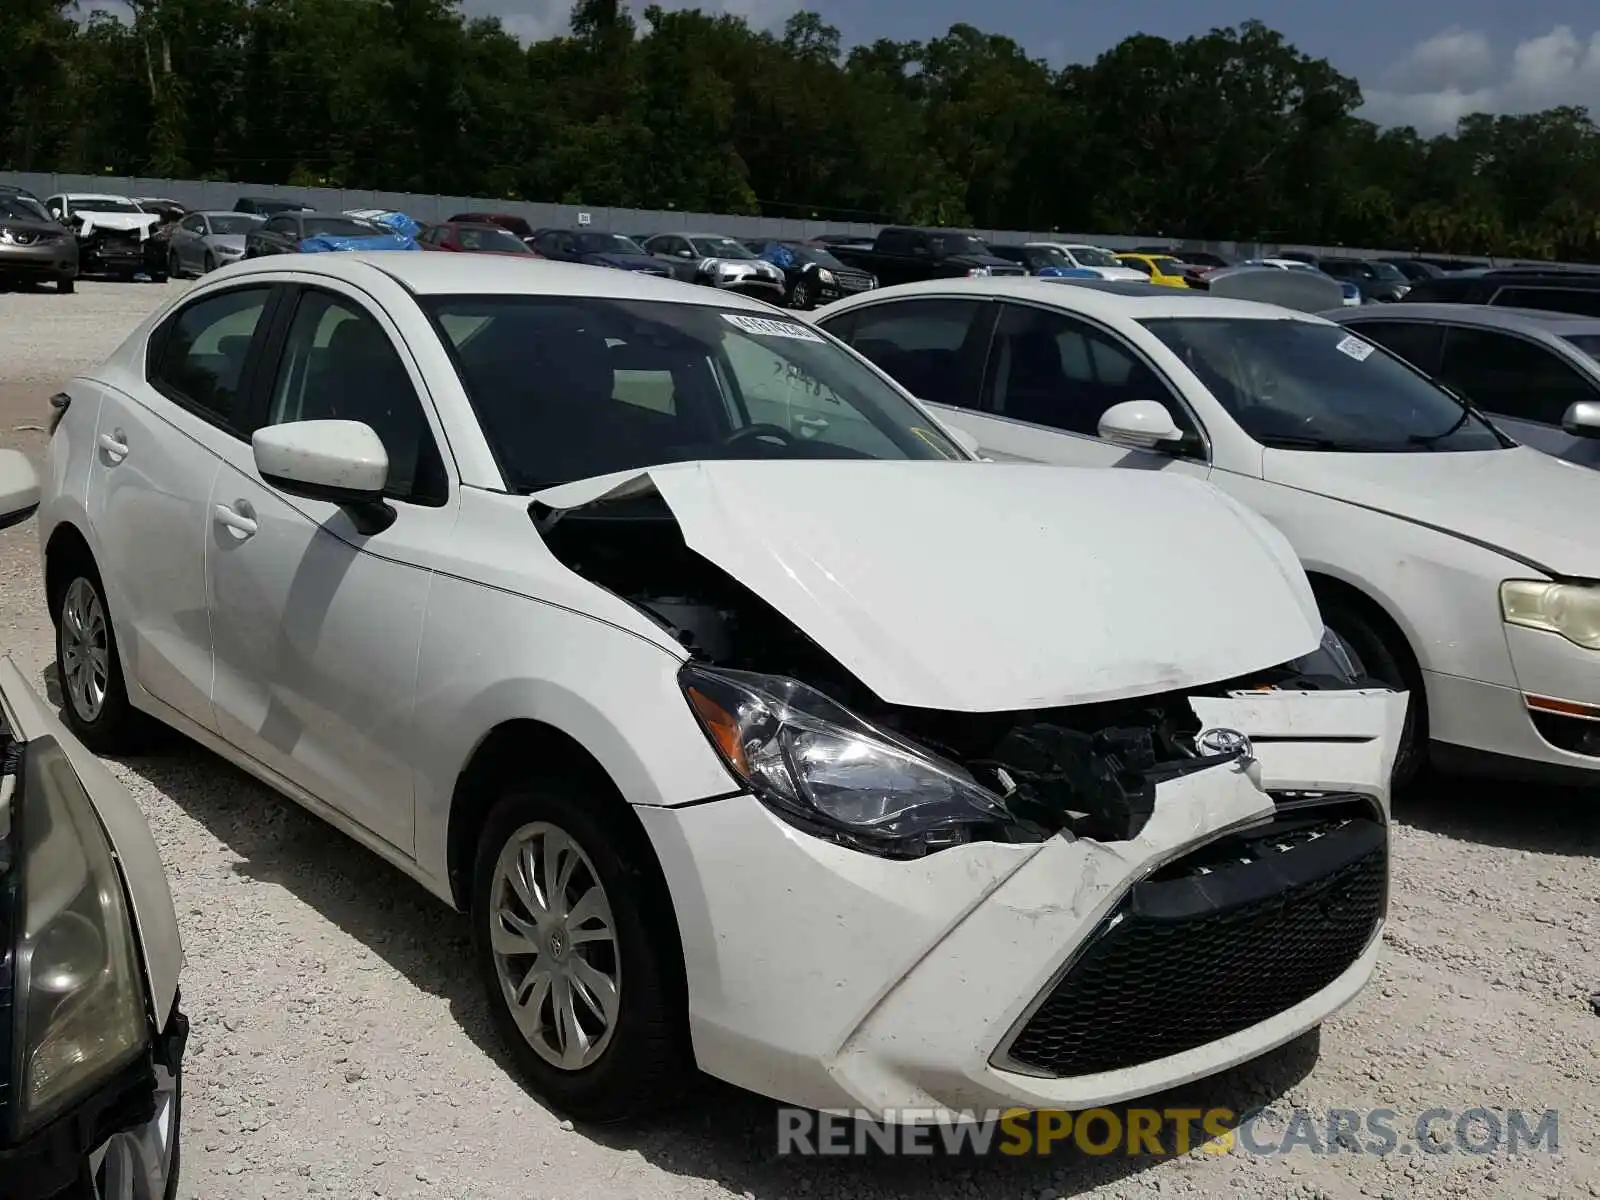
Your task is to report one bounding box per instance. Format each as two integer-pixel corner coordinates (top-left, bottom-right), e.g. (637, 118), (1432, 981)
(538, 498), (1381, 844)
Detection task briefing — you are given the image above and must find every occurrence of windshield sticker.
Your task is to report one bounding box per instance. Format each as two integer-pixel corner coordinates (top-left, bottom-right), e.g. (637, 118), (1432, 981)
(723, 313), (824, 343)
(1336, 334), (1375, 362)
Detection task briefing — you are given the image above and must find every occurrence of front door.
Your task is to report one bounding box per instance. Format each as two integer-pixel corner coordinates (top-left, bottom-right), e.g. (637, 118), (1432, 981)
(205, 283), (457, 854)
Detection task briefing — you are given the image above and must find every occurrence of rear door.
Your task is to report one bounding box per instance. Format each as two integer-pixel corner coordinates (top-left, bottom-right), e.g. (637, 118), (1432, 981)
(1436, 325), (1600, 466)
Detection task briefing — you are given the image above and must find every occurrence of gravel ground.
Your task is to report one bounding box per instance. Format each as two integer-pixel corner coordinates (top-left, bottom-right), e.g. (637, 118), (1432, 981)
(0, 279), (1597, 1200)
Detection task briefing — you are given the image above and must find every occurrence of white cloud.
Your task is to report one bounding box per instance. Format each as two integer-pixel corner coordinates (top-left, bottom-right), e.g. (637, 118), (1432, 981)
(1362, 24), (1600, 132)
(475, 0), (798, 46)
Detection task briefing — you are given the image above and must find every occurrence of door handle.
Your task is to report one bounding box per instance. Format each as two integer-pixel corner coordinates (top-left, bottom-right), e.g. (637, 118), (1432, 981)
(97, 429), (129, 459)
(213, 502), (258, 538)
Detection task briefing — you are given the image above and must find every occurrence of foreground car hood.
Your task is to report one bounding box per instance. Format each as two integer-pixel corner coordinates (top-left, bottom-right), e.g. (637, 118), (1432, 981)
(1264, 445), (1600, 576)
(534, 460), (1321, 711)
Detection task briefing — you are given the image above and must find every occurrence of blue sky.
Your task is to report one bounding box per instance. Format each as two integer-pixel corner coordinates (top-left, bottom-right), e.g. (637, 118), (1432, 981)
(470, 0), (1600, 134)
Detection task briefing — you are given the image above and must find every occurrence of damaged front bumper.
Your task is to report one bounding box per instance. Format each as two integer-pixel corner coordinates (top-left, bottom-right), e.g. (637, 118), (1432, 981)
(640, 686), (1404, 1119)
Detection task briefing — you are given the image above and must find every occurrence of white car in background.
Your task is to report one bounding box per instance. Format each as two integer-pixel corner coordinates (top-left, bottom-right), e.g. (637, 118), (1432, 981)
(1028, 242), (1148, 281)
(36, 253), (1401, 1123)
(814, 277), (1600, 789)
(0, 450), (187, 1200)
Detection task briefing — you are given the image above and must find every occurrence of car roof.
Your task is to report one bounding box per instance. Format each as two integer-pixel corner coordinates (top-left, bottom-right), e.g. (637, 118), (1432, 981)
(828, 275), (1326, 322)
(60, 192), (138, 202)
(214, 252), (787, 309)
(197, 209), (262, 218)
(1335, 302), (1600, 335)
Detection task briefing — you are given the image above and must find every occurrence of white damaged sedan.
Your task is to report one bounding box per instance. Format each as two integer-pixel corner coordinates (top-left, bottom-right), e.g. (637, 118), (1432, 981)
(39, 254), (1401, 1122)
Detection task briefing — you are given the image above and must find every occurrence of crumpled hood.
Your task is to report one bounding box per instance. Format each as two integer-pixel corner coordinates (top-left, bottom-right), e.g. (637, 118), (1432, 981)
(75, 211), (161, 239)
(533, 460), (1322, 711)
(1264, 445), (1600, 576)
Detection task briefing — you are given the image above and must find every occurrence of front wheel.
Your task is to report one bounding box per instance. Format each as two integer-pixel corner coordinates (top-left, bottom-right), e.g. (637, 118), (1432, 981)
(203, 251), (216, 273)
(471, 784), (690, 1123)
(788, 278), (812, 309)
(167, 248), (183, 279)
(1322, 599), (1425, 787)
(57, 274), (75, 294)
(53, 561), (151, 754)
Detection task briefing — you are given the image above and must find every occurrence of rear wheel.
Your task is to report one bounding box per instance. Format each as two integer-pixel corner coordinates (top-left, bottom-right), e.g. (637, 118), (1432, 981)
(167, 248), (183, 279)
(471, 783), (690, 1123)
(52, 559), (152, 754)
(57, 274), (75, 294)
(1321, 595), (1425, 787)
(203, 251), (216, 273)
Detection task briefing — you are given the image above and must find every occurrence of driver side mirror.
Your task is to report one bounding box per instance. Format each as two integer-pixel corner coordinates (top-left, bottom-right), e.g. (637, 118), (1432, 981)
(1098, 400), (1185, 450)
(1562, 400), (1600, 439)
(0, 449), (41, 533)
(253, 420), (395, 533)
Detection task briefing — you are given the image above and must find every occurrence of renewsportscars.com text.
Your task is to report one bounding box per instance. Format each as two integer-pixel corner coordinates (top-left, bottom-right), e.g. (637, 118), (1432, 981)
(776, 1106), (1560, 1158)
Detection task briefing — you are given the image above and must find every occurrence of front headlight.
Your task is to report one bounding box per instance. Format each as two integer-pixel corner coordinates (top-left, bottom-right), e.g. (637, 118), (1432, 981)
(1501, 580), (1600, 649)
(679, 665), (1017, 857)
(965, 266), (991, 278)
(1288, 626), (1363, 682)
(817, 268), (835, 284)
(12, 739), (147, 1136)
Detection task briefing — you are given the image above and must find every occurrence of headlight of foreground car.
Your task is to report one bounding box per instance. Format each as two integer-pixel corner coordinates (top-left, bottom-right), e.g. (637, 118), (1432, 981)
(12, 740), (147, 1137)
(1289, 626), (1362, 681)
(679, 665), (1019, 858)
(1501, 580), (1600, 649)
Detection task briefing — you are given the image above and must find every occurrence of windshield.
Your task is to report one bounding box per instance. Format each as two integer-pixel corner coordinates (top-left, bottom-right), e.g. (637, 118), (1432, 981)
(424, 296), (964, 489)
(1563, 334), (1600, 361)
(1368, 261), (1407, 282)
(0, 196), (49, 222)
(72, 196), (142, 214)
(207, 214), (261, 235)
(690, 236), (756, 260)
(576, 233), (645, 255)
(1069, 246), (1119, 268)
(929, 234), (988, 256)
(303, 217), (380, 238)
(1141, 317), (1507, 453)
(459, 226), (530, 253)
(1026, 246), (1072, 267)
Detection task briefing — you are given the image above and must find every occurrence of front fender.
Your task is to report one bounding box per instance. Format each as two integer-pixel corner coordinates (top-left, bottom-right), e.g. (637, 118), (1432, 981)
(410, 572), (735, 889)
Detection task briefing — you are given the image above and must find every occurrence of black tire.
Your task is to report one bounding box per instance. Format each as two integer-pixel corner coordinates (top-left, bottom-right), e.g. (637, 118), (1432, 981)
(471, 783), (690, 1123)
(789, 278), (812, 309)
(50, 555), (152, 755)
(1321, 596), (1425, 787)
(57, 274), (75, 294)
(204, 251), (216, 273)
(168, 248), (183, 279)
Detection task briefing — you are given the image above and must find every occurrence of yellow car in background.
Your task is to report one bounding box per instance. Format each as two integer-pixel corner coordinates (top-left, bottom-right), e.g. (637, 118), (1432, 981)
(1114, 252), (1192, 287)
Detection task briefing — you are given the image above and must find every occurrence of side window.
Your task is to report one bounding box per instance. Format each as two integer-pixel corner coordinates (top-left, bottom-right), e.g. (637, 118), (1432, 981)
(1121, 257), (1152, 276)
(149, 287), (272, 430)
(178, 214), (204, 234)
(1493, 287), (1600, 318)
(264, 215), (293, 235)
(1438, 327), (1598, 425)
(987, 303), (1199, 443)
(1346, 321), (1444, 375)
(827, 299), (990, 410)
(264, 291), (448, 504)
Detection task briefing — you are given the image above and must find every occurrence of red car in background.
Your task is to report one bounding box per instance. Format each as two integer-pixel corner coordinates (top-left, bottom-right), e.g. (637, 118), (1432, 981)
(444, 211), (538, 247)
(418, 221), (542, 256)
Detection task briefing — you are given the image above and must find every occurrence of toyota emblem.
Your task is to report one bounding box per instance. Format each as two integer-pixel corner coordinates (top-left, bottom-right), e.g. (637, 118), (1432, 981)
(1197, 727), (1253, 760)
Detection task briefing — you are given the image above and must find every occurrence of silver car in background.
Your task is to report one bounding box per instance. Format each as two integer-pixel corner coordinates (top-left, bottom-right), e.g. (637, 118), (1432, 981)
(1328, 303), (1600, 469)
(641, 231), (786, 298)
(0, 450), (188, 1200)
(164, 211), (264, 277)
